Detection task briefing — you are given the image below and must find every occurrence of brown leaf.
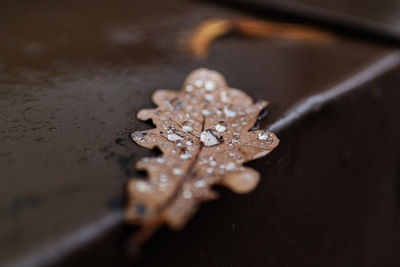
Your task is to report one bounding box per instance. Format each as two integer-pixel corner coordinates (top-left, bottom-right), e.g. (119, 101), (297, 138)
(126, 68), (279, 243)
(183, 18), (335, 58)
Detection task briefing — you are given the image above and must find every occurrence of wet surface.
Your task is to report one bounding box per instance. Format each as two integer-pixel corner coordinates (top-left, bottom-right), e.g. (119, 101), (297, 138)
(0, 0), (398, 265)
(58, 65), (400, 267)
(130, 66), (400, 267)
(224, 0), (400, 41)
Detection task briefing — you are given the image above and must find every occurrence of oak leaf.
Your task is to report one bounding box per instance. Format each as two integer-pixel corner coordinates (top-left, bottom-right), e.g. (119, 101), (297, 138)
(126, 68), (279, 243)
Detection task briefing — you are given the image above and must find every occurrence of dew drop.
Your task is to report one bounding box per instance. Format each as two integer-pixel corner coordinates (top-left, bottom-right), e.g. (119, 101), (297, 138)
(180, 150), (192, 160)
(205, 80), (215, 91)
(258, 132), (269, 141)
(220, 91), (229, 103)
(215, 121), (227, 132)
(136, 181), (152, 193)
(159, 182), (168, 190)
(160, 174), (167, 182)
(185, 85), (194, 92)
(171, 98), (183, 110)
(194, 79), (204, 87)
(167, 132), (184, 142)
(182, 121), (193, 133)
(173, 168), (183, 175)
(200, 130), (221, 146)
(226, 162), (236, 171)
(224, 106), (237, 117)
(195, 180), (206, 188)
(202, 109), (211, 116)
(131, 131), (147, 140)
(204, 94), (214, 101)
(183, 189), (192, 199)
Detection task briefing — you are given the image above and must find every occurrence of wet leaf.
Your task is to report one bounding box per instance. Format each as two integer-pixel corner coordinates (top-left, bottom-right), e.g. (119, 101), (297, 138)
(126, 68), (279, 243)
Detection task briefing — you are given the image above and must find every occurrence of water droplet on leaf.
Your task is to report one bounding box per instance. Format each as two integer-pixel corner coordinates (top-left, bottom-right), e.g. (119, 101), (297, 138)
(215, 121), (227, 132)
(200, 130), (221, 146)
(182, 121), (193, 133)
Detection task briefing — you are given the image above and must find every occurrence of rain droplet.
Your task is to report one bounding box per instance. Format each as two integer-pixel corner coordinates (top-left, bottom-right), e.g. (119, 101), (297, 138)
(202, 109), (211, 116)
(160, 174), (167, 182)
(194, 180), (206, 188)
(204, 94), (214, 101)
(224, 106), (237, 117)
(171, 98), (184, 110)
(136, 181), (152, 193)
(194, 79), (204, 87)
(167, 132), (184, 142)
(220, 91), (229, 103)
(173, 168), (183, 175)
(205, 81), (215, 91)
(183, 189), (192, 199)
(185, 85), (194, 92)
(200, 130), (221, 146)
(258, 132), (269, 141)
(215, 121), (227, 132)
(226, 162), (236, 171)
(131, 131), (147, 140)
(182, 121), (193, 133)
(180, 149), (192, 160)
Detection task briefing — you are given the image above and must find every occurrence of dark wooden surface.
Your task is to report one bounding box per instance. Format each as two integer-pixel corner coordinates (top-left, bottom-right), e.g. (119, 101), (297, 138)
(0, 0), (399, 266)
(224, 0), (400, 42)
